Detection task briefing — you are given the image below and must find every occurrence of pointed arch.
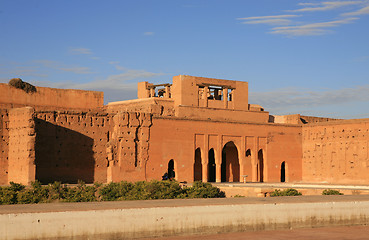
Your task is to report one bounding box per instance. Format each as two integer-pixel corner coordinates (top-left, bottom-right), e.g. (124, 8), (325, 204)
(221, 141), (240, 182)
(281, 161), (286, 182)
(168, 159), (175, 180)
(194, 148), (202, 181)
(208, 148), (216, 182)
(258, 149), (264, 182)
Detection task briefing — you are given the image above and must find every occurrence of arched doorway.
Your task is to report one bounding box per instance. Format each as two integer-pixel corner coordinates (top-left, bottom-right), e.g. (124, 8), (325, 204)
(168, 159), (175, 180)
(258, 149), (264, 182)
(281, 161), (286, 182)
(221, 142), (240, 182)
(208, 149), (216, 182)
(194, 148), (202, 181)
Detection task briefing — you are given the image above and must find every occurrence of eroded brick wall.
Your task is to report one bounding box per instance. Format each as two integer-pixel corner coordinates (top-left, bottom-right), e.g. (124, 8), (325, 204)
(302, 120), (369, 184)
(34, 111), (114, 183)
(107, 112), (152, 182)
(0, 109), (9, 184)
(8, 107), (36, 185)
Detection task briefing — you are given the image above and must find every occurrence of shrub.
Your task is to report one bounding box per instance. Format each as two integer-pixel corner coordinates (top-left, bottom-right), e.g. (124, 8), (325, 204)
(0, 180), (226, 205)
(17, 181), (49, 204)
(0, 187), (17, 205)
(99, 181), (134, 201)
(233, 194), (245, 198)
(322, 189), (343, 195)
(270, 188), (302, 197)
(143, 180), (183, 200)
(62, 181), (97, 202)
(184, 181), (226, 198)
(8, 78), (37, 93)
(47, 181), (64, 201)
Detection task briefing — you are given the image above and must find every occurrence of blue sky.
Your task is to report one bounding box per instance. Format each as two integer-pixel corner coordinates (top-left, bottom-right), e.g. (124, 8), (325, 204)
(1, 0), (369, 119)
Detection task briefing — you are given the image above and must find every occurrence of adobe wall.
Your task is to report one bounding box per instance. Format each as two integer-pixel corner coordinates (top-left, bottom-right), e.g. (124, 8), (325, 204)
(0, 83), (104, 110)
(171, 75), (249, 111)
(107, 98), (175, 117)
(34, 111), (114, 183)
(146, 117), (302, 183)
(7, 107), (36, 185)
(175, 105), (270, 123)
(302, 119), (369, 184)
(272, 114), (338, 125)
(0, 109), (9, 185)
(106, 112), (152, 182)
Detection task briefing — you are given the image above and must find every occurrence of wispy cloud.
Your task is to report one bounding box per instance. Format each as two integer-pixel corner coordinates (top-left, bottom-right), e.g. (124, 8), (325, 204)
(238, 15), (300, 25)
(32, 68), (166, 103)
(35, 59), (94, 74)
(270, 17), (358, 36)
(69, 48), (93, 55)
(290, 1), (364, 12)
(250, 85), (369, 115)
(58, 67), (93, 74)
(342, 4), (369, 15)
(238, 1), (368, 36)
(0, 65), (48, 78)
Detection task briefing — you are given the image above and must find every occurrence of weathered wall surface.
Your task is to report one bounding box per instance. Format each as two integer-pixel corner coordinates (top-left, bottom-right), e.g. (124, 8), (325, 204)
(34, 111), (114, 183)
(272, 114), (338, 125)
(147, 117), (302, 183)
(7, 107), (36, 185)
(107, 112), (152, 182)
(0, 83), (103, 110)
(0, 109), (9, 185)
(302, 119), (369, 184)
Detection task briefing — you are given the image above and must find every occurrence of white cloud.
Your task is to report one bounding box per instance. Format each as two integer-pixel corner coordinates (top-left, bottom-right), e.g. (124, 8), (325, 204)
(237, 15), (299, 20)
(270, 17), (358, 36)
(241, 19), (293, 25)
(238, 1), (367, 37)
(342, 4), (369, 15)
(69, 48), (93, 55)
(238, 15), (299, 25)
(290, 1), (364, 12)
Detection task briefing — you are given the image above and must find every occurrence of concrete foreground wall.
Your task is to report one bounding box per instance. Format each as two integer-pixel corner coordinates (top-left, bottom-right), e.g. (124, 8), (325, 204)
(1, 198), (369, 239)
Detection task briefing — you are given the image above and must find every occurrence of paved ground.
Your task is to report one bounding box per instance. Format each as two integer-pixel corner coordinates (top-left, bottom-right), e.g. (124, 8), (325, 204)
(150, 225), (369, 240)
(2, 194), (369, 214)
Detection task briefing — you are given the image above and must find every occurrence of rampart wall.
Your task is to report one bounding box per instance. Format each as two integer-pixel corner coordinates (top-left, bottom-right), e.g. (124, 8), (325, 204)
(0, 83), (104, 110)
(302, 119), (369, 184)
(34, 111), (114, 183)
(0, 109), (9, 185)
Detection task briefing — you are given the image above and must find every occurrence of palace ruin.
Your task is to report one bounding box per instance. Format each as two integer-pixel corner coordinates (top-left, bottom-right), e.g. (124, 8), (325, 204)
(1, 75), (368, 185)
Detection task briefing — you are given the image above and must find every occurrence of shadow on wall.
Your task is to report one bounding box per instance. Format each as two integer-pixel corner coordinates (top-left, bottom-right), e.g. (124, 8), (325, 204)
(35, 119), (95, 184)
